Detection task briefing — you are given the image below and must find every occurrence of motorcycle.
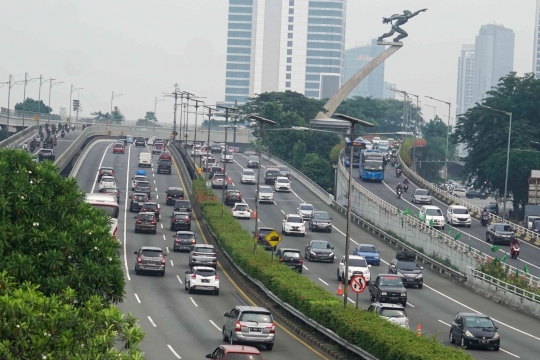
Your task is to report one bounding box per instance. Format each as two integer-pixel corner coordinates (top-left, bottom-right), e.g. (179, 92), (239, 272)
(397, 188), (402, 199)
(53, 138), (57, 146)
(481, 214), (489, 227)
(30, 143), (36, 152)
(404, 184), (408, 192)
(510, 241), (520, 259)
(396, 168), (402, 177)
(61, 131), (65, 138)
(71, 125), (75, 131)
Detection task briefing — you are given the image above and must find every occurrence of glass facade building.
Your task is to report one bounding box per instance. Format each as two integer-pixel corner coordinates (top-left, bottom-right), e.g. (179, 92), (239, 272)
(534, 0), (540, 78)
(343, 39), (385, 99)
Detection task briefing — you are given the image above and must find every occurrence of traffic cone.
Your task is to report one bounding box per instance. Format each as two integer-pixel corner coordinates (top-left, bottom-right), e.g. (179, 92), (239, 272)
(229, 177), (233, 184)
(252, 209), (257, 219)
(337, 282), (343, 296)
(417, 324), (421, 336)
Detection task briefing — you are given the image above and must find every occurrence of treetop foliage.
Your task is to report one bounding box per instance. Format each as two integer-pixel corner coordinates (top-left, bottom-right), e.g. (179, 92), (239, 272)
(14, 98), (52, 114)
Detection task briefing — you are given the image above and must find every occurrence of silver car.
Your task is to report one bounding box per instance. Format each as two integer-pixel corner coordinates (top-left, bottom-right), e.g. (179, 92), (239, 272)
(367, 303), (409, 330)
(297, 203), (315, 220)
(134, 246), (166, 276)
(411, 189), (432, 204)
(211, 173), (228, 189)
(189, 244), (217, 269)
(222, 306), (275, 350)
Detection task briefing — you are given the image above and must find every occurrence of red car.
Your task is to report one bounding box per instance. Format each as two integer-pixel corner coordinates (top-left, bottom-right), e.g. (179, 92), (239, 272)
(113, 143), (125, 154)
(159, 151), (172, 161)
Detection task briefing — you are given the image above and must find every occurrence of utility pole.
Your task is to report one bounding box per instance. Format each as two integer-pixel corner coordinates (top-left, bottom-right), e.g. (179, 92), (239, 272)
(202, 105), (216, 169)
(183, 91), (195, 144)
(48, 78), (63, 123)
(392, 88), (408, 134)
(192, 99), (205, 149)
(409, 93), (420, 172)
(217, 105), (238, 215)
(21, 73), (38, 126)
(162, 85), (184, 141)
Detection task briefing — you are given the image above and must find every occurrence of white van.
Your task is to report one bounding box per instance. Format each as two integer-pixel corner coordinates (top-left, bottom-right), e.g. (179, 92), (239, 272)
(446, 205), (471, 227)
(419, 205), (445, 230)
(138, 152), (152, 167)
(451, 188), (467, 198)
(258, 185), (274, 203)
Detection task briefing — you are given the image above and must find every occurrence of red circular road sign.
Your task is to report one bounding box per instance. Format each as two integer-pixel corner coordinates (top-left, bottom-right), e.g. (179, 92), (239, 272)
(350, 275), (367, 294)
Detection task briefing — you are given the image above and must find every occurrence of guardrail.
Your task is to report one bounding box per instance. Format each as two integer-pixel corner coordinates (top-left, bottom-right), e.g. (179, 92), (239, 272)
(471, 269), (540, 305)
(0, 124), (40, 148)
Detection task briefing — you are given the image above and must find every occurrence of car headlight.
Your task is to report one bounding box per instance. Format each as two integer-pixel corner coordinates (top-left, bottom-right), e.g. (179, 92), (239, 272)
(397, 272), (403, 276)
(416, 274), (423, 278)
(380, 292), (387, 296)
(310, 251), (316, 256)
(329, 252), (334, 257)
(401, 292), (406, 296)
(465, 330), (474, 337)
(493, 332), (500, 339)
(374, 256), (380, 259)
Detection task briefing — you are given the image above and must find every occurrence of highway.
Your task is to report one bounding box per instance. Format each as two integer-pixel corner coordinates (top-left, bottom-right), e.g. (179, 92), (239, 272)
(213, 151), (540, 360)
(15, 127), (80, 159)
(73, 141), (329, 360)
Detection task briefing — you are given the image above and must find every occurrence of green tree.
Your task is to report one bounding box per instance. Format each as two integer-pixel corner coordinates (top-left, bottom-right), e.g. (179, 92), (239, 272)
(292, 140), (306, 168)
(243, 91), (324, 122)
(14, 98), (52, 114)
(301, 153), (332, 191)
(136, 111), (158, 126)
(112, 109), (125, 123)
(0, 149), (125, 304)
(0, 271), (145, 359)
(421, 116), (447, 138)
(91, 111), (111, 122)
(329, 141), (345, 164)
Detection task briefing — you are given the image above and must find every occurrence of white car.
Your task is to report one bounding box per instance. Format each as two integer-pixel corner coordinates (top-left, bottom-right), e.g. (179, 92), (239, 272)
(446, 205), (471, 227)
(131, 175), (148, 190)
(99, 176), (117, 190)
(147, 137), (155, 145)
(258, 185), (274, 203)
(297, 203), (315, 221)
(337, 255), (371, 283)
(240, 169), (256, 184)
(372, 137), (380, 145)
(220, 150), (233, 163)
(419, 205), (445, 230)
(451, 188), (467, 198)
(274, 176), (291, 192)
(184, 266), (219, 295)
(232, 202), (251, 219)
(282, 214), (306, 236)
(191, 146), (202, 157)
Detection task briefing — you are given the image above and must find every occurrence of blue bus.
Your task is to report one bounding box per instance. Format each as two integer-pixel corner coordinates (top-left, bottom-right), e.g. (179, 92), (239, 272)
(344, 137), (369, 167)
(359, 149), (385, 182)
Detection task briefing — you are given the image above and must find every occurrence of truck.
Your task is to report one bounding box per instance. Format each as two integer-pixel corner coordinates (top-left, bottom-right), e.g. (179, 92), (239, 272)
(368, 274), (407, 307)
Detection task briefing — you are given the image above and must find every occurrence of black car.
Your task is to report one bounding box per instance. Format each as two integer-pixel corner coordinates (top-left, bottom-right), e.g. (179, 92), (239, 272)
(449, 313), (500, 350)
(140, 202), (160, 221)
(166, 187), (185, 205)
(276, 248), (303, 273)
(368, 274), (407, 307)
(225, 190), (243, 206)
(172, 231), (196, 252)
(135, 137), (146, 147)
(278, 165), (290, 178)
(38, 149), (55, 162)
(173, 199), (192, 212)
(256, 227), (275, 250)
(98, 167), (115, 181)
(264, 168), (280, 185)
(486, 223), (515, 245)
(211, 144), (222, 154)
(118, 135), (127, 144)
(308, 211), (332, 233)
(304, 240), (334, 263)
(247, 155), (259, 168)
(388, 251), (423, 288)
(129, 193), (149, 212)
(170, 211), (191, 231)
(157, 160), (172, 174)
(465, 190), (487, 199)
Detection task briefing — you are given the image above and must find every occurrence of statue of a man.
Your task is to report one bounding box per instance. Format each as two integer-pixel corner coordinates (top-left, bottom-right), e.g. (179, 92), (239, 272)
(377, 9), (427, 42)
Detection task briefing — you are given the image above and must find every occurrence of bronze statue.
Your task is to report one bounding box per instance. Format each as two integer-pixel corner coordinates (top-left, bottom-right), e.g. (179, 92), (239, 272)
(377, 9), (427, 42)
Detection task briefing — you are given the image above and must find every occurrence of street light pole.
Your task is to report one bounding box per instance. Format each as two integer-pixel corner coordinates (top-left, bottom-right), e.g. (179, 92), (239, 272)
(22, 73), (38, 127)
(154, 96), (165, 130)
(48, 79), (63, 123)
(202, 105), (216, 169)
(111, 91), (123, 122)
(69, 85), (83, 123)
(426, 96), (451, 182)
(3, 76), (24, 137)
(218, 105), (238, 215)
(37, 75), (47, 122)
(425, 104), (436, 121)
(409, 93), (420, 172)
(192, 99), (205, 150)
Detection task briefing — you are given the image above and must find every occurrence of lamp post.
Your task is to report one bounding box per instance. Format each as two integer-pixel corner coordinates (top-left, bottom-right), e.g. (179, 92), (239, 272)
(37, 75), (48, 122)
(480, 104), (513, 221)
(69, 85), (83, 123)
(202, 105), (216, 169)
(21, 73), (39, 126)
(111, 91), (123, 122)
(217, 105), (238, 215)
(154, 97), (165, 130)
(409, 93), (420, 172)
(426, 96), (451, 182)
(1, 75), (24, 137)
(48, 79), (63, 123)
(425, 104), (436, 121)
(191, 99), (205, 152)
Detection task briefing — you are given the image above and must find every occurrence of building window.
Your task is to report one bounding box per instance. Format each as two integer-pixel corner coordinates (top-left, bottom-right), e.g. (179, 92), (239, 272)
(286, 74), (291, 79)
(289, 0), (294, 6)
(289, 16), (293, 22)
(286, 81), (291, 88)
(287, 57), (292, 63)
(288, 25), (293, 31)
(287, 41), (293, 47)
(286, 65), (292, 71)
(289, 8), (294, 14)
(287, 49), (292, 55)
(288, 33), (293, 39)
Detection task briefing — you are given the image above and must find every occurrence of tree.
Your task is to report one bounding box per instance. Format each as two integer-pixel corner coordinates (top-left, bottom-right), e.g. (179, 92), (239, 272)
(0, 271), (145, 359)
(418, 117), (456, 181)
(0, 149), (125, 304)
(91, 111), (111, 122)
(14, 98), (52, 114)
(243, 91), (324, 122)
(292, 140), (306, 169)
(301, 153), (333, 191)
(112, 109), (125, 123)
(136, 111), (158, 127)
(329, 141), (345, 164)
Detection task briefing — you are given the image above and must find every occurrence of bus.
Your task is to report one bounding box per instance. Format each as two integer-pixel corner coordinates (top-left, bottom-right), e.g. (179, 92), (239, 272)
(359, 149), (385, 182)
(344, 137), (369, 167)
(85, 193), (120, 240)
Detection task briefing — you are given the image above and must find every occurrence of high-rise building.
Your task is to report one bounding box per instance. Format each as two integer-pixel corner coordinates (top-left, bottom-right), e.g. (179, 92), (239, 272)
(344, 39), (384, 99)
(533, 0), (540, 77)
(472, 24), (514, 104)
(456, 44), (475, 116)
(222, 0), (347, 105)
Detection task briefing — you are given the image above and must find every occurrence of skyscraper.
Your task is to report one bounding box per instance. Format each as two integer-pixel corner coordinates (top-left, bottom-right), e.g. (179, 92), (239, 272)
(344, 39), (385, 99)
(456, 44), (475, 116)
(472, 24), (515, 104)
(222, 0), (347, 105)
(533, 0), (540, 77)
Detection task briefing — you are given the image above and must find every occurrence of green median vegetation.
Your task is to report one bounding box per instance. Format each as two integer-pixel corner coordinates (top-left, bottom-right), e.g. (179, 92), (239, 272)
(479, 260), (540, 301)
(193, 178), (472, 360)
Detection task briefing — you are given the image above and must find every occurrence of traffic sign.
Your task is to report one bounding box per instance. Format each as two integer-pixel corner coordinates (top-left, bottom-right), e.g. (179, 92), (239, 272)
(350, 275), (367, 294)
(265, 230), (282, 248)
(34, 115), (39, 121)
(198, 167), (202, 175)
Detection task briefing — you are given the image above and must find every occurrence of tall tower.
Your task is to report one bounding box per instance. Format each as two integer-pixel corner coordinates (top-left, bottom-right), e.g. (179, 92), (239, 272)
(456, 44), (475, 116)
(533, 0), (540, 77)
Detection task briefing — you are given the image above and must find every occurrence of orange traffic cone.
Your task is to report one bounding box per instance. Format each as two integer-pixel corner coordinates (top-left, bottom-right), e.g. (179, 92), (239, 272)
(229, 177), (233, 184)
(417, 324), (421, 336)
(337, 282), (343, 296)
(252, 209), (257, 219)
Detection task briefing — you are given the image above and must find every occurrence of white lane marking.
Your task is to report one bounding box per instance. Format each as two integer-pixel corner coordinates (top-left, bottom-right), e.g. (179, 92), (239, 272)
(157, 203), (160, 208)
(302, 265), (309, 270)
(154, 180), (156, 184)
(209, 320), (222, 331)
(147, 316), (157, 327)
(90, 143), (113, 193)
(123, 144), (132, 281)
(406, 302), (415, 308)
(318, 278), (329, 286)
(438, 319), (451, 327)
(161, 223), (163, 228)
(331, 225), (359, 246)
(170, 260), (174, 267)
(348, 297), (355, 303)
(156, 194), (159, 199)
(233, 159), (245, 170)
(167, 345), (182, 359)
(176, 275), (183, 284)
(290, 188), (304, 203)
(280, 209), (285, 214)
(163, 235), (166, 241)
(155, 187), (158, 191)
(153, 173), (155, 177)
(500, 349), (521, 358)
(190, 297), (198, 307)
(134, 293), (141, 303)
(166, 247), (170, 253)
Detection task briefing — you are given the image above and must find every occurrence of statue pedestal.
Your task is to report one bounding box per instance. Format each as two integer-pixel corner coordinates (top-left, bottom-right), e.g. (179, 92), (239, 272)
(377, 41), (404, 46)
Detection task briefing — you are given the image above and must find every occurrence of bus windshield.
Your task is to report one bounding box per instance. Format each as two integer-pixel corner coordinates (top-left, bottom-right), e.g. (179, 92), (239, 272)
(364, 160), (383, 171)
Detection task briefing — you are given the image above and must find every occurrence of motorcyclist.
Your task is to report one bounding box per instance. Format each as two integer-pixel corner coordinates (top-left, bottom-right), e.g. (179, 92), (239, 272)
(511, 238), (520, 248)
(404, 177), (409, 184)
(22, 142), (29, 152)
(396, 183), (403, 193)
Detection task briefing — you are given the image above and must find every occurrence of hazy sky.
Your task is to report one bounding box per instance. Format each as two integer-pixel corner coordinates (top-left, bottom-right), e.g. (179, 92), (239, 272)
(0, 0), (535, 124)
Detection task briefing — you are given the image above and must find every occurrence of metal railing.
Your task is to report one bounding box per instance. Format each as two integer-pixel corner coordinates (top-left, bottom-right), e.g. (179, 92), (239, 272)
(0, 124), (40, 148)
(471, 269), (540, 305)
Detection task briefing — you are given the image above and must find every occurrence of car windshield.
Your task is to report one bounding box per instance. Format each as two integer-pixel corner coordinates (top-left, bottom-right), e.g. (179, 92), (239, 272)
(311, 241), (329, 249)
(140, 249), (162, 257)
(193, 268), (215, 277)
(224, 151), (233, 155)
(168, 189), (184, 196)
(114, 144), (123, 148)
(378, 145), (388, 151)
(464, 316), (495, 329)
(487, 204), (497, 210)
(194, 247), (214, 253)
(300, 205), (314, 211)
(349, 258), (367, 267)
(379, 276), (403, 286)
(102, 177), (114, 182)
(279, 166), (289, 172)
(415, 190), (429, 196)
(243, 170), (254, 176)
(358, 246), (377, 253)
(277, 178), (289, 183)
(381, 308), (406, 318)
(158, 160), (170, 165)
(259, 187), (272, 193)
(137, 182), (149, 187)
(228, 191), (240, 195)
(175, 201), (190, 207)
(213, 174), (224, 179)
(282, 251), (301, 258)
(267, 170), (279, 176)
(235, 204), (248, 211)
(426, 209), (443, 216)
(313, 212), (330, 220)
(494, 225), (513, 232)
(534, 221), (540, 228)
(207, 158), (216, 163)
(397, 260), (420, 270)
(101, 167), (113, 172)
(287, 216), (303, 223)
(453, 208), (469, 214)
(138, 214), (155, 221)
(240, 312), (272, 323)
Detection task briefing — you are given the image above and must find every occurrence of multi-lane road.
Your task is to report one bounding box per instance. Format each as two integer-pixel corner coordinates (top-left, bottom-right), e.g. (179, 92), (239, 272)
(72, 141), (329, 360)
(211, 151), (540, 360)
(16, 127), (80, 159)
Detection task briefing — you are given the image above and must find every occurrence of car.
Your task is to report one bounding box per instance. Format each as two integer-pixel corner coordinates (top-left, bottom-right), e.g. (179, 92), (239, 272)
(140, 202), (160, 221)
(486, 223), (515, 245)
(247, 155), (259, 168)
(282, 214), (305, 236)
(134, 246), (166, 276)
(449, 313), (500, 350)
(486, 202), (499, 215)
(232, 202), (251, 219)
(99, 176), (117, 190)
(526, 215), (540, 229)
(368, 274), (407, 307)
(147, 137), (155, 146)
(191, 145), (202, 157)
(367, 303), (409, 330)
(157, 160), (172, 174)
(258, 185), (274, 203)
(129, 193), (149, 212)
(305, 240), (334, 262)
(170, 211), (192, 231)
(388, 251), (423, 288)
(264, 167), (280, 184)
(203, 157), (217, 171)
(154, 138), (164, 145)
(37, 148), (55, 162)
(159, 151), (172, 161)
(452, 187), (467, 198)
(274, 176), (291, 192)
(240, 169), (256, 184)
(189, 244), (217, 269)
(211, 144), (222, 153)
(222, 306), (275, 350)
(184, 266), (220, 295)
(173, 199), (192, 212)
(152, 143), (163, 154)
(135, 137), (146, 147)
(353, 244), (381, 266)
(134, 212), (157, 234)
(225, 190), (243, 206)
(308, 210), (332, 232)
(337, 255), (371, 283)
(419, 205), (445, 230)
(206, 345), (262, 360)
(372, 137), (380, 145)
(208, 165), (223, 179)
(411, 189), (432, 204)
(297, 203), (315, 221)
(211, 173), (229, 189)
(138, 152), (152, 167)
(131, 175), (148, 190)
(278, 165), (290, 178)
(98, 166), (114, 181)
(112, 142), (125, 154)
(220, 150), (233, 163)
(465, 189), (488, 199)
(256, 227), (276, 250)
(165, 187), (185, 205)
(100, 187), (120, 203)
(446, 205), (471, 227)
(173, 231), (196, 252)
(118, 135), (127, 144)
(126, 135), (134, 144)
(134, 180), (151, 199)
(276, 248), (303, 273)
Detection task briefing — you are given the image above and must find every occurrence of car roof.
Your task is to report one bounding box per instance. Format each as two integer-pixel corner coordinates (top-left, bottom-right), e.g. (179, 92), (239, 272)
(457, 312), (489, 318)
(276, 176), (289, 180)
(175, 199), (190, 203)
(287, 214), (302, 218)
(192, 266), (216, 271)
(347, 255), (366, 261)
(138, 212), (155, 216)
(235, 305), (271, 313)
(176, 231), (194, 235)
(299, 203), (314, 206)
(258, 227), (274, 231)
(220, 345), (261, 354)
(312, 210), (328, 214)
(173, 211), (191, 216)
(142, 202), (157, 205)
(140, 246), (162, 251)
(100, 166), (114, 170)
(194, 244), (214, 248)
(279, 248), (301, 252)
(378, 273), (403, 278)
(372, 302), (405, 309)
(311, 239), (329, 244)
(132, 192), (147, 196)
(259, 185), (272, 189)
(421, 205), (440, 210)
(449, 205), (467, 209)
(168, 187), (183, 190)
